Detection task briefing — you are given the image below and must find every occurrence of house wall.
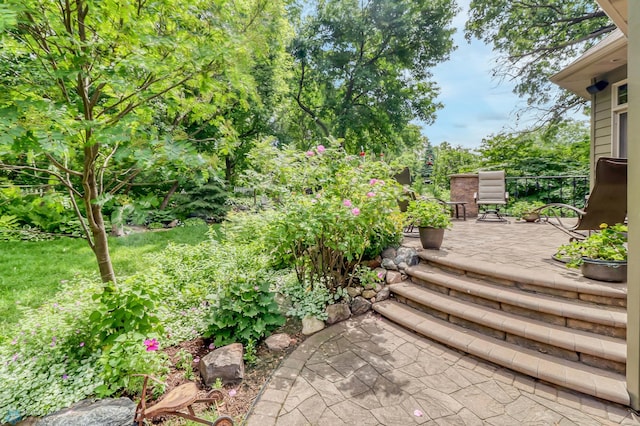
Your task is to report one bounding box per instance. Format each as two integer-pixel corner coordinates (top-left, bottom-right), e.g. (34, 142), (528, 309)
(592, 65), (627, 174)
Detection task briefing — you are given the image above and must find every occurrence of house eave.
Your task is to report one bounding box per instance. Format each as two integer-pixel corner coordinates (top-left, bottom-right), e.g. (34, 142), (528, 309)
(550, 30), (627, 99)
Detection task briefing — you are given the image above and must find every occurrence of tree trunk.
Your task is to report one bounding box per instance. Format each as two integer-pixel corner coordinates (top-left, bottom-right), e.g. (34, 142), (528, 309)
(160, 180), (179, 210)
(225, 156), (235, 184)
(83, 146), (117, 284)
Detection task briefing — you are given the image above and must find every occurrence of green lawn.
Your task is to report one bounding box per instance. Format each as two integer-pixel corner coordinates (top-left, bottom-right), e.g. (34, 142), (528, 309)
(0, 225), (214, 328)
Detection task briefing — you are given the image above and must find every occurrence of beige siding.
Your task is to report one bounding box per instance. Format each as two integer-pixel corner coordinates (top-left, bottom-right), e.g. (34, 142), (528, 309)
(591, 65), (627, 172)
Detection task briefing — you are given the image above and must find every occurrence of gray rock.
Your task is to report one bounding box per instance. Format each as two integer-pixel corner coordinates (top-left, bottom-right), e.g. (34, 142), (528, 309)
(397, 261), (409, 271)
(167, 219), (180, 228)
(394, 247), (419, 266)
(386, 271), (404, 284)
(351, 296), (372, 315)
(325, 303), (351, 325)
(35, 398), (135, 426)
(346, 286), (363, 298)
(381, 258), (398, 270)
(302, 315), (325, 335)
(374, 267), (387, 282)
(200, 343), (244, 386)
(374, 282), (383, 292)
(381, 247), (397, 259)
(375, 287), (391, 302)
(265, 333), (292, 351)
(362, 289), (377, 299)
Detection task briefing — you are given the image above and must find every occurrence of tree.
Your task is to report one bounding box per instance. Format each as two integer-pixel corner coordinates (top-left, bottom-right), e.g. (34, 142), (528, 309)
(477, 120), (590, 176)
(290, 0), (457, 154)
(465, 0), (613, 120)
(0, 0), (271, 283)
(430, 142), (479, 190)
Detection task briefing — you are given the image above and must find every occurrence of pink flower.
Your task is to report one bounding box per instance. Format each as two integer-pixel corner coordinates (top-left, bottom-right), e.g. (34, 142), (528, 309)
(305, 150), (315, 157)
(316, 145), (326, 153)
(377, 271), (385, 280)
(254, 286), (260, 291)
(229, 389), (237, 397)
(369, 179), (378, 185)
(193, 357), (200, 363)
(351, 208), (360, 216)
(343, 199), (352, 207)
(366, 192), (375, 197)
(378, 180), (385, 185)
(62, 374), (68, 380)
(144, 338), (159, 352)
(209, 343), (215, 350)
(79, 342), (85, 347)
(414, 409), (424, 417)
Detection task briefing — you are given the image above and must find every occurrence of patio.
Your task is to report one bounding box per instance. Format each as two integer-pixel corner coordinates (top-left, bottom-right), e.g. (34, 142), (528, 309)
(245, 218), (639, 425)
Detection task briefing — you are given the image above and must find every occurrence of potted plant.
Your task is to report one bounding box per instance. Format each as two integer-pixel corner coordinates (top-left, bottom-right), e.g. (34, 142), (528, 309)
(556, 223), (627, 282)
(405, 199), (452, 249)
(510, 200), (545, 222)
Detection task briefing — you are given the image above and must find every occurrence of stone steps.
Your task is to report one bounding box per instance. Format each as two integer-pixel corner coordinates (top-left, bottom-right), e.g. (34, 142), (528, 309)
(373, 249), (631, 406)
(373, 300), (630, 406)
(389, 280), (626, 373)
(407, 264), (627, 339)
(418, 251), (627, 308)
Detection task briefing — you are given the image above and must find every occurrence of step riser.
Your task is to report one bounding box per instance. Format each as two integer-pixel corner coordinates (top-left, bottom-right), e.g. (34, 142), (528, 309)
(411, 275), (625, 339)
(421, 258), (627, 308)
(393, 293), (626, 375)
(374, 300), (630, 406)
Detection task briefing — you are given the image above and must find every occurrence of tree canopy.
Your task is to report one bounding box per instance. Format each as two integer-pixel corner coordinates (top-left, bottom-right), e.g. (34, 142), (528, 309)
(289, 0), (458, 154)
(465, 0), (613, 120)
(0, 0), (289, 282)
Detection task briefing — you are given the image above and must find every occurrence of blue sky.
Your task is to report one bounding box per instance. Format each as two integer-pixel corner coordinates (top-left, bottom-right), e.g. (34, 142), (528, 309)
(421, 2), (545, 149)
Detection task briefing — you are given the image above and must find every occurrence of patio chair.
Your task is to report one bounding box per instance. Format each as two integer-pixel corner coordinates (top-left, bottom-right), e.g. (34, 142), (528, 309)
(134, 375), (234, 426)
(534, 157), (627, 240)
(474, 171), (509, 222)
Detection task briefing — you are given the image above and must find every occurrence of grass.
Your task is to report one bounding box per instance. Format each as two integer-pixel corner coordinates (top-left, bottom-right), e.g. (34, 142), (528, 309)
(0, 224), (215, 330)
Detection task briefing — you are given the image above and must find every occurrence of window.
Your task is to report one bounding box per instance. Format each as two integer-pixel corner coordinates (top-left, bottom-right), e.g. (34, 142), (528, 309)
(612, 80), (628, 158)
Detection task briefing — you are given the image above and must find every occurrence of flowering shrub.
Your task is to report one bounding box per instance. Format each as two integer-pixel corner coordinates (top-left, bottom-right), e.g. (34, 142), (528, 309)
(242, 140), (404, 292)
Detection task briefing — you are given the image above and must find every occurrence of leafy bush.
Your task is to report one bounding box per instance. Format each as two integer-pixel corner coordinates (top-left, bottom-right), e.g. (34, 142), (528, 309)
(203, 244), (285, 346)
(243, 140), (404, 291)
(278, 273), (332, 321)
(0, 275), (170, 419)
(509, 200), (544, 219)
(556, 223), (627, 268)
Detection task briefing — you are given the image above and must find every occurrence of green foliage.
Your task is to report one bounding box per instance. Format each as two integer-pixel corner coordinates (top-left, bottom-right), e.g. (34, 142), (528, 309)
(430, 142), (479, 190)
(406, 200), (452, 229)
(351, 265), (385, 290)
(465, 0), (611, 118)
(557, 223), (627, 268)
(289, 0), (457, 152)
(243, 141), (404, 290)
(203, 244), (285, 347)
(89, 278), (163, 348)
(279, 273), (332, 321)
(172, 178), (229, 222)
(174, 349), (195, 380)
(509, 201), (545, 219)
(182, 217), (208, 227)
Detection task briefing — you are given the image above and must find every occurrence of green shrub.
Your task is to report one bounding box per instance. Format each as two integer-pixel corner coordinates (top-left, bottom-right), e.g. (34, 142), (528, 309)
(278, 273), (332, 321)
(203, 244), (285, 346)
(405, 199), (452, 229)
(243, 140), (404, 292)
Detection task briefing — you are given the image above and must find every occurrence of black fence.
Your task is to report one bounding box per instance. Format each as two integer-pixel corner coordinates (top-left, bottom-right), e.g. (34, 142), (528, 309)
(505, 175), (589, 208)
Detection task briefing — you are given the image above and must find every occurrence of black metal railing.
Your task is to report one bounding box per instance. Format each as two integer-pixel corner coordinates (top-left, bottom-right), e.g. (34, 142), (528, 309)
(505, 175), (589, 208)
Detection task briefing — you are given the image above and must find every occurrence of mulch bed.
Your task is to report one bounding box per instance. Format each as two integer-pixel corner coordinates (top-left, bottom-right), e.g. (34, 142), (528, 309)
(157, 318), (305, 424)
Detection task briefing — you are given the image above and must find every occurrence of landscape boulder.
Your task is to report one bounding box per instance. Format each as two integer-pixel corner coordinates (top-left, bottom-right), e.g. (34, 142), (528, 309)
(326, 303), (351, 325)
(302, 315), (325, 335)
(200, 343), (244, 386)
(395, 247), (419, 267)
(375, 287), (391, 302)
(265, 333), (292, 351)
(35, 398), (136, 426)
(381, 258), (398, 270)
(385, 271), (404, 284)
(351, 296), (372, 315)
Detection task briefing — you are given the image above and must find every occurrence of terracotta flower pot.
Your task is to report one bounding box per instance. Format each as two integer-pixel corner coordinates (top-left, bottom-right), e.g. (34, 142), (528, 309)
(418, 227), (445, 250)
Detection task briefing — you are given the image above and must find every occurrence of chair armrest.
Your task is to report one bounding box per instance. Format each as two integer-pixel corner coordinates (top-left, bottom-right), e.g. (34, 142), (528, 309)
(505, 192), (509, 200)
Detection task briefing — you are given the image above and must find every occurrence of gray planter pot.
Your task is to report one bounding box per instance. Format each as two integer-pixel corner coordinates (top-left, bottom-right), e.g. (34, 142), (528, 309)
(418, 227), (445, 250)
(580, 257), (627, 282)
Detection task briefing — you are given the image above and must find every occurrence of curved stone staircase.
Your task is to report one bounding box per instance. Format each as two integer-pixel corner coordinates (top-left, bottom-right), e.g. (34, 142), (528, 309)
(373, 250), (630, 405)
